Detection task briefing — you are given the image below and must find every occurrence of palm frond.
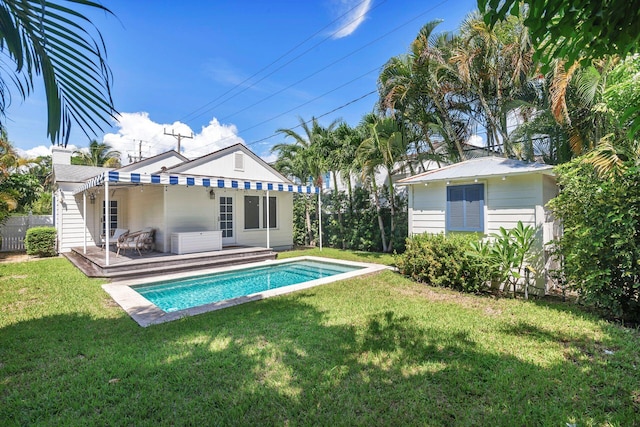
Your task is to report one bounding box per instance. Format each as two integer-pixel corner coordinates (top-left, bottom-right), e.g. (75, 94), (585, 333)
(0, 0), (116, 146)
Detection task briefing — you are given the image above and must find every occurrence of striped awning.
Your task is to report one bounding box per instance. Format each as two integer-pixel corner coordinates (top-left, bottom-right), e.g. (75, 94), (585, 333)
(72, 171), (319, 195)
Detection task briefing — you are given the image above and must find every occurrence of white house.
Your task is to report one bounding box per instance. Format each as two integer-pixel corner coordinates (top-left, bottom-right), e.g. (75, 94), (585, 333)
(52, 144), (314, 261)
(397, 156), (559, 293)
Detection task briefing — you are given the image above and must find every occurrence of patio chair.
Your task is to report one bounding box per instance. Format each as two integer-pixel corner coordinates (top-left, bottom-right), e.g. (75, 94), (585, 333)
(101, 228), (128, 250)
(116, 227), (155, 257)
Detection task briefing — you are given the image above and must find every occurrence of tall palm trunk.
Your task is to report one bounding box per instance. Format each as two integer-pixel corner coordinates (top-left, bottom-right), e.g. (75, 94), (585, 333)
(331, 170), (346, 249)
(370, 176), (388, 253)
(304, 196), (313, 246)
(386, 172), (396, 253)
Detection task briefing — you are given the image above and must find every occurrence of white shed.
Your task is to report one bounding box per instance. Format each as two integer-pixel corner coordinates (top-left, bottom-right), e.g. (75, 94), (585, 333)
(397, 157), (559, 293)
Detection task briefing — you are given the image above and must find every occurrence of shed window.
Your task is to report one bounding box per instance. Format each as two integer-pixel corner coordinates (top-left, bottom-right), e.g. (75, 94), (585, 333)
(446, 184), (484, 232)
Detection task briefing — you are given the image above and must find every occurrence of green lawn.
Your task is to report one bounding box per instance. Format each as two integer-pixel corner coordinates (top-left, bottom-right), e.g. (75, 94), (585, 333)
(1, 253), (639, 425)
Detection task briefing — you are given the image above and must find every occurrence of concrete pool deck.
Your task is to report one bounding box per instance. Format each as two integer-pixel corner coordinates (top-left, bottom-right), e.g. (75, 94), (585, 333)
(102, 256), (391, 327)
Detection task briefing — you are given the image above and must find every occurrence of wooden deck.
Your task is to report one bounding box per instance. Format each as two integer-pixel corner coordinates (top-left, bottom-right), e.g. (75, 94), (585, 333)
(64, 245), (277, 279)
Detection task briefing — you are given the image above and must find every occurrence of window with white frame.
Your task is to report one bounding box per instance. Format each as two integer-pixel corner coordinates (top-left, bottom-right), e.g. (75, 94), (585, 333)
(446, 184), (484, 232)
(244, 195), (277, 229)
(244, 196), (260, 229)
(262, 196), (277, 229)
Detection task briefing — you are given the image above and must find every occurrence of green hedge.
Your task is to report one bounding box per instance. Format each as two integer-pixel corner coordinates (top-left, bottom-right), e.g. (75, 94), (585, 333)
(396, 233), (493, 293)
(549, 160), (640, 322)
(25, 227), (57, 257)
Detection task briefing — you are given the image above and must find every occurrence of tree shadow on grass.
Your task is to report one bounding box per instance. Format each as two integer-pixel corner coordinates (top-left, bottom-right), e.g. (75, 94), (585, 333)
(1, 294), (639, 425)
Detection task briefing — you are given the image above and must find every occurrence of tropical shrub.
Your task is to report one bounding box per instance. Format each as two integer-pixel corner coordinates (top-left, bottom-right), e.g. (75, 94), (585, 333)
(396, 233), (493, 293)
(471, 221), (537, 298)
(25, 227), (57, 257)
(549, 159), (640, 322)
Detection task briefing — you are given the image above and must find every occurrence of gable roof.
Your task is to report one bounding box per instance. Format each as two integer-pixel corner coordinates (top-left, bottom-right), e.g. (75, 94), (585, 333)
(53, 164), (113, 183)
(397, 156), (554, 185)
(116, 150), (188, 173)
(165, 143), (292, 183)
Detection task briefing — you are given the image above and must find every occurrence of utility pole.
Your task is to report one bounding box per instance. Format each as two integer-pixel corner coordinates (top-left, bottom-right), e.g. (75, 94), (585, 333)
(164, 128), (193, 153)
(128, 139), (146, 163)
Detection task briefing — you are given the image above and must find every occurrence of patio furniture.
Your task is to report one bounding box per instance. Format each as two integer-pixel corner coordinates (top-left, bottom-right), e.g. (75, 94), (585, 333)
(116, 227), (155, 256)
(101, 228), (128, 249)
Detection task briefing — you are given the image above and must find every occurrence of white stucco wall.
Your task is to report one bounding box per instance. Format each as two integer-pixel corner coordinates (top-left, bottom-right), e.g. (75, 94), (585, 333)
(161, 186), (293, 252)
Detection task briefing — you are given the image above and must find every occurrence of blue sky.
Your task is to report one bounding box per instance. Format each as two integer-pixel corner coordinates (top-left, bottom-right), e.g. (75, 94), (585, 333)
(8, 0), (478, 163)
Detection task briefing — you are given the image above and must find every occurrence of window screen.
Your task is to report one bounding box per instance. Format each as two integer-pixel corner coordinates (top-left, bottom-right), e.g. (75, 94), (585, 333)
(244, 196), (260, 229)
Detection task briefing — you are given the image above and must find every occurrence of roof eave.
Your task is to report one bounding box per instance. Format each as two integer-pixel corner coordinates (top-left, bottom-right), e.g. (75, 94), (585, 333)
(398, 168), (555, 185)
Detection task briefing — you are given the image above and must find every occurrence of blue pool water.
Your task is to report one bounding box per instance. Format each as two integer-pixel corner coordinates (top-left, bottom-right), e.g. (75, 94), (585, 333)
(133, 260), (363, 312)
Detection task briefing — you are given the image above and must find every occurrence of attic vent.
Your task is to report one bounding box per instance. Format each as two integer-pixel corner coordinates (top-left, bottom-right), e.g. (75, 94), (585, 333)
(234, 152), (244, 171)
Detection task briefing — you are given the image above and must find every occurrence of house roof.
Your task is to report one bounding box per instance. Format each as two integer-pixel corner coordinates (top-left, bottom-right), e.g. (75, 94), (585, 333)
(115, 150), (188, 173)
(53, 164), (113, 183)
(397, 156), (554, 185)
(164, 143), (293, 184)
(69, 143), (315, 195)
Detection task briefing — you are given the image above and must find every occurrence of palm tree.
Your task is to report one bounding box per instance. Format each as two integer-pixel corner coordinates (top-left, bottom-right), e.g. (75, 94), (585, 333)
(0, 131), (19, 221)
(73, 140), (121, 167)
(450, 12), (534, 157)
(0, 0), (116, 146)
(379, 20), (468, 162)
(356, 114), (408, 253)
(332, 122), (362, 214)
(272, 117), (339, 246)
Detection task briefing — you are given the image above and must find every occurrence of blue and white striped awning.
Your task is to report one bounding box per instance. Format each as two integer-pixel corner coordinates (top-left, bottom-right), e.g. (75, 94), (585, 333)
(72, 171), (319, 195)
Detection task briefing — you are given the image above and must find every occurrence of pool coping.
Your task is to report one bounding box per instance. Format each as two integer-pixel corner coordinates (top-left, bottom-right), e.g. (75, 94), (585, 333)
(102, 256), (391, 327)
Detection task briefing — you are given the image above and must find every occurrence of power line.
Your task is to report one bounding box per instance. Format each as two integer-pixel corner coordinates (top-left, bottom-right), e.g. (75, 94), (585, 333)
(199, 89), (378, 152)
(178, 0), (386, 124)
(230, 67), (380, 135)
(245, 89), (378, 148)
(164, 128), (193, 153)
(147, 1), (453, 157)
(204, 0), (450, 125)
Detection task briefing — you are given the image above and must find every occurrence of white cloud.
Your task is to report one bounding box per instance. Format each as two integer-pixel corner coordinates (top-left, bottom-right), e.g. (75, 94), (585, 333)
(330, 0), (372, 39)
(101, 112), (244, 164)
(15, 145), (53, 159)
(260, 152), (278, 164)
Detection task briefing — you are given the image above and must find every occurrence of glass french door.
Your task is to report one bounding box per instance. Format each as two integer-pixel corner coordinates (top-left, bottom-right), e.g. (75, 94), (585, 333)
(102, 200), (118, 235)
(219, 195), (235, 245)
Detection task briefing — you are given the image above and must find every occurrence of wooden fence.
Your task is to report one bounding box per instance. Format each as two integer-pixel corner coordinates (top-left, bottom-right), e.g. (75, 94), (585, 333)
(0, 215), (53, 252)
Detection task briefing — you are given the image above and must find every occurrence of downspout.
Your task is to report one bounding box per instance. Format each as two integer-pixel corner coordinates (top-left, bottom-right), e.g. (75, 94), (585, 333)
(105, 180), (110, 266)
(83, 191), (87, 254)
(266, 189), (270, 249)
(318, 190), (322, 251)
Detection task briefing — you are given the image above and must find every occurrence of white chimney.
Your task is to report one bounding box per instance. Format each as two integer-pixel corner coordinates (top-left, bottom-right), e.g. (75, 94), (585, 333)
(51, 146), (72, 165)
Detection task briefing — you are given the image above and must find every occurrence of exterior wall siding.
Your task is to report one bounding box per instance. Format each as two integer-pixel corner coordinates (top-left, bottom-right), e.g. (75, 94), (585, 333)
(409, 182), (446, 235)
(57, 187), (95, 252)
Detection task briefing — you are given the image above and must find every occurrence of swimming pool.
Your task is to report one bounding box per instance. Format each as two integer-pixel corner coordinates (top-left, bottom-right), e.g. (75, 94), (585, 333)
(133, 259), (362, 312)
(103, 256), (388, 327)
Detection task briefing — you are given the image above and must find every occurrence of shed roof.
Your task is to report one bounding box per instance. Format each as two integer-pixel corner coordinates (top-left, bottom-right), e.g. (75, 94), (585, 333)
(397, 156), (554, 185)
